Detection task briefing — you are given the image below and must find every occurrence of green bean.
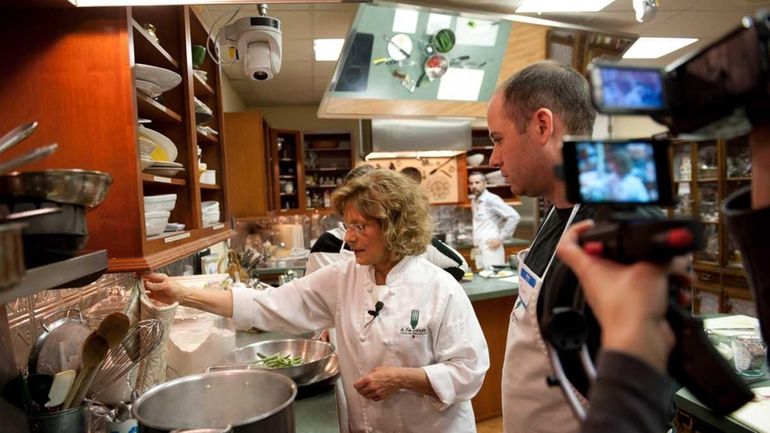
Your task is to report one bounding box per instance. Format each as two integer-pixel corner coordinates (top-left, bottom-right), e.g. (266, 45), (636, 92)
(254, 351), (305, 368)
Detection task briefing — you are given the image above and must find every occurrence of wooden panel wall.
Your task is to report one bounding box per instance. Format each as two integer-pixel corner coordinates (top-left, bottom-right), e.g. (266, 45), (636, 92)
(223, 112), (269, 217)
(0, 7), (143, 259)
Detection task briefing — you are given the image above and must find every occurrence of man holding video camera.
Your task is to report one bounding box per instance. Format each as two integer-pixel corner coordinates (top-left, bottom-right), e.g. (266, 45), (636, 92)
(546, 10), (770, 432)
(555, 122), (770, 433)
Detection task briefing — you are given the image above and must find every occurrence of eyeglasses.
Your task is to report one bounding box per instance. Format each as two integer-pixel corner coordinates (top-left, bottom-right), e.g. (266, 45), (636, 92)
(342, 222), (369, 235)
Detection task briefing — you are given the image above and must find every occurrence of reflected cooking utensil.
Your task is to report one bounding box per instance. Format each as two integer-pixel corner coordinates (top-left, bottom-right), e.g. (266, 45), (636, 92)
(0, 143), (58, 175)
(0, 169), (112, 207)
(0, 121), (38, 155)
(87, 319), (163, 400)
(62, 332), (109, 409)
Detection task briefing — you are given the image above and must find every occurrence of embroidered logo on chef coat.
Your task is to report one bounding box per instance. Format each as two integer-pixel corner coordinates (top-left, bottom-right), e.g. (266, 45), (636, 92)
(400, 309), (427, 337)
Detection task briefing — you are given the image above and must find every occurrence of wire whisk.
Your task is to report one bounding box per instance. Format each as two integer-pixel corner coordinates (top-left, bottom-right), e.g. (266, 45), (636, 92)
(86, 319), (163, 399)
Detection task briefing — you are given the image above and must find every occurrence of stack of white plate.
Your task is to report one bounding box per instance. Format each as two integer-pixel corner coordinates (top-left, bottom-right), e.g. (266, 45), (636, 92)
(201, 201), (220, 226)
(134, 63), (182, 98)
(137, 125), (185, 177)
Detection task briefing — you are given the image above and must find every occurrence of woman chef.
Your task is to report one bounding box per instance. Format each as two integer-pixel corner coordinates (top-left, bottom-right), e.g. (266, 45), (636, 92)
(143, 169), (490, 433)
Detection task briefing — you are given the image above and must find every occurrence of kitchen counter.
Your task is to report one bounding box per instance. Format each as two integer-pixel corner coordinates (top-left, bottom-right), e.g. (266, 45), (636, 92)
(452, 237), (530, 250)
(462, 273), (518, 301)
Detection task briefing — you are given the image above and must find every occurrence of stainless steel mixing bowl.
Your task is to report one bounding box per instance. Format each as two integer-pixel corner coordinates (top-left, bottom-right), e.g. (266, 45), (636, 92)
(211, 339), (335, 385)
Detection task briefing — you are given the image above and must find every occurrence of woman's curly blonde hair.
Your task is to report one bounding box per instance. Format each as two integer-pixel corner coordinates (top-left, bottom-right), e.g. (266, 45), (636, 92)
(332, 168), (433, 260)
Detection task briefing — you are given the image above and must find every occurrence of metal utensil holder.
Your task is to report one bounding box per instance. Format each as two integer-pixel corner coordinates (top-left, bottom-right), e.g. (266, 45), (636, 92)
(27, 405), (87, 433)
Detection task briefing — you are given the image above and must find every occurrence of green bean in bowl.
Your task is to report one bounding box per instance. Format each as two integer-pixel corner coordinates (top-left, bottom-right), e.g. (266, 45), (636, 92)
(210, 338), (336, 384)
(256, 352), (305, 368)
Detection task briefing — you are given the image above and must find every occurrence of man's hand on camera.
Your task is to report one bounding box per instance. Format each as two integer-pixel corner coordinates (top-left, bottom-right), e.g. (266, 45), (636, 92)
(557, 220), (675, 373)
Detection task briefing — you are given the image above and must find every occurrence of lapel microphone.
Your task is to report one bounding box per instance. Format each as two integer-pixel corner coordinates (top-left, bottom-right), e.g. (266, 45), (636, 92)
(365, 301), (384, 328)
(368, 301), (384, 317)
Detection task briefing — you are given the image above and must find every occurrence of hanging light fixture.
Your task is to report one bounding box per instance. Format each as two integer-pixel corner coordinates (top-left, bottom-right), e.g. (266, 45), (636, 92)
(632, 0), (659, 23)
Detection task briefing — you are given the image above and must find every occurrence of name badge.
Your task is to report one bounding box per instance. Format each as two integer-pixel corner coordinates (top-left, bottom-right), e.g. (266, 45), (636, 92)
(517, 267), (538, 308)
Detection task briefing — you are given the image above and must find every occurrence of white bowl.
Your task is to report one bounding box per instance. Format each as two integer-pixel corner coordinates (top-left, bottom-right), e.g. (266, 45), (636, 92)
(139, 136), (157, 155)
(467, 153), (484, 167)
(144, 194), (177, 213)
(200, 170), (216, 185)
(145, 210), (171, 237)
(138, 125), (178, 162)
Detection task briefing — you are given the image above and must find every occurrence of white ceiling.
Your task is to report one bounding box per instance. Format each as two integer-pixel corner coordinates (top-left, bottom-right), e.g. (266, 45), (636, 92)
(197, 0), (770, 107)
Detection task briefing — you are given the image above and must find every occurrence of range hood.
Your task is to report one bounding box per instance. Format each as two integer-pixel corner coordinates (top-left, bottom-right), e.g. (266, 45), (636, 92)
(359, 118), (472, 160)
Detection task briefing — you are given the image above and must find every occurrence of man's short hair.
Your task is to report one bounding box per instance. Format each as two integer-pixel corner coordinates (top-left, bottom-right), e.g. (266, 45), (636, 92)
(469, 171), (486, 182)
(501, 60), (596, 136)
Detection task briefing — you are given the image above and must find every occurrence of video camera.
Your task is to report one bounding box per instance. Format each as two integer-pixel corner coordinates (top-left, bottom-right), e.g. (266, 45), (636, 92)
(544, 9), (770, 422)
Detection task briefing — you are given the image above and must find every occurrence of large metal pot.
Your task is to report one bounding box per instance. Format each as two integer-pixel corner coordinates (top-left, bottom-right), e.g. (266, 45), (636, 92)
(133, 370), (297, 433)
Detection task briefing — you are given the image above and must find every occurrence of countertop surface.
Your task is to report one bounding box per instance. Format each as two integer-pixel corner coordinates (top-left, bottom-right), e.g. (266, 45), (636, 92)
(453, 237), (530, 250)
(675, 379), (770, 433)
(462, 273), (518, 302)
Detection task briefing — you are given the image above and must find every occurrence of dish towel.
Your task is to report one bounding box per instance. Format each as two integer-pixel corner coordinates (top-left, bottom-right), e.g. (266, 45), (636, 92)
(125, 279), (178, 393)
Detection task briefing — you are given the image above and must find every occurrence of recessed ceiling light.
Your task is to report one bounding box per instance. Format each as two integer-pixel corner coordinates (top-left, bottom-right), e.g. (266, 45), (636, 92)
(622, 37), (698, 59)
(516, 0), (615, 13)
(314, 39), (345, 62)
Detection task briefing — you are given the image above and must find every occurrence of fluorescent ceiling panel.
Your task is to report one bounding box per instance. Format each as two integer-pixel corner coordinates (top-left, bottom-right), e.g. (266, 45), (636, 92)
(516, 0), (615, 13)
(314, 39), (345, 61)
(622, 37), (698, 59)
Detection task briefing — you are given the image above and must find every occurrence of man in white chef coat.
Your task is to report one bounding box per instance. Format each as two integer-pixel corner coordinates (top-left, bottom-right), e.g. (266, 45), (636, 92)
(469, 171), (520, 270)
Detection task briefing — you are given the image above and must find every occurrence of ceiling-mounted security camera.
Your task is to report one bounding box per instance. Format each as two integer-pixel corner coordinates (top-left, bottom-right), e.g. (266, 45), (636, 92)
(222, 6), (282, 81)
(633, 0), (658, 23)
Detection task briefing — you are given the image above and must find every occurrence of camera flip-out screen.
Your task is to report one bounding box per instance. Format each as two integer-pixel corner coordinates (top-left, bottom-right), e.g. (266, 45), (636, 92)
(589, 65), (667, 113)
(563, 139), (673, 206)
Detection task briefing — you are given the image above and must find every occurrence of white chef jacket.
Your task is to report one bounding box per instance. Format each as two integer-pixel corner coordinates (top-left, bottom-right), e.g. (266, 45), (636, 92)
(471, 190), (520, 268)
(232, 256), (489, 433)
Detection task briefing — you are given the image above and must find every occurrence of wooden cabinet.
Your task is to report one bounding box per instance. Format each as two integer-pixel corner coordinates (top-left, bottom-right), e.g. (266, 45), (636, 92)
(670, 136), (753, 314)
(223, 112), (270, 218)
(303, 131), (354, 211)
(269, 129), (304, 211)
(0, 6), (232, 272)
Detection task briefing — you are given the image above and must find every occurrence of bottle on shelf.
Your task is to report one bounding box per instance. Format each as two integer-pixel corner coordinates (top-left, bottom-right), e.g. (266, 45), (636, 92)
(306, 190), (312, 208)
(323, 190), (331, 208)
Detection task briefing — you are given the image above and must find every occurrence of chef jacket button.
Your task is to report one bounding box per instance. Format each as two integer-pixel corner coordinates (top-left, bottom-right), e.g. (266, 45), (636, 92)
(359, 335), (366, 342)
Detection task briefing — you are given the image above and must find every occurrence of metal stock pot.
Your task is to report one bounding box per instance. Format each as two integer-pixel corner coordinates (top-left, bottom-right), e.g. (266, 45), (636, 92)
(133, 370), (297, 433)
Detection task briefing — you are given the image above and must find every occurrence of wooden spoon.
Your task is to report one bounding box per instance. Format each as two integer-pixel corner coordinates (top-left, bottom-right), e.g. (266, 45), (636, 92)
(97, 312), (130, 348)
(62, 332), (108, 409)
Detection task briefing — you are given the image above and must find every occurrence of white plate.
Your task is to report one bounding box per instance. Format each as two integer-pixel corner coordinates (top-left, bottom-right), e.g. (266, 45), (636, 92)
(138, 125), (178, 162)
(144, 166), (185, 177)
(387, 34), (413, 61)
(149, 161), (184, 168)
(134, 64), (182, 92)
(135, 79), (163, 98)
(479, 269), (514, 278)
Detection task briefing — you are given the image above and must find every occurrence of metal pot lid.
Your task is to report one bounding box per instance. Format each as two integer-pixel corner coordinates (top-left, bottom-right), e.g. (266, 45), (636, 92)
(133, 370), (297, 430)
(28, 308), (91, 375)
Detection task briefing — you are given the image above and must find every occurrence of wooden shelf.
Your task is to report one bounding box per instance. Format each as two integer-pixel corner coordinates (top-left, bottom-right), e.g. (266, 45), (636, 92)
(131, 19), (178, 69)
(306, 184), (339, 188)
(280, 192), (297, 196)
(726, 176), (752, 181)
(137, 93), (182, 123)
(279, 175), (295, 179)
(109, 225), (234, 272)
(193, 72), (215, 97)
(200, 183), (219, 190)
(196, 129), (219, 143)
(697, 177), (718, 182)
(278, 158), (295, 162)
(142, 173), (187, 186)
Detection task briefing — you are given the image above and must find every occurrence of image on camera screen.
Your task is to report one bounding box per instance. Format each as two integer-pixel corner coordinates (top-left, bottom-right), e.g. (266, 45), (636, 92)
(601, 67), (665, 110)
(576, 141), (659, 203)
